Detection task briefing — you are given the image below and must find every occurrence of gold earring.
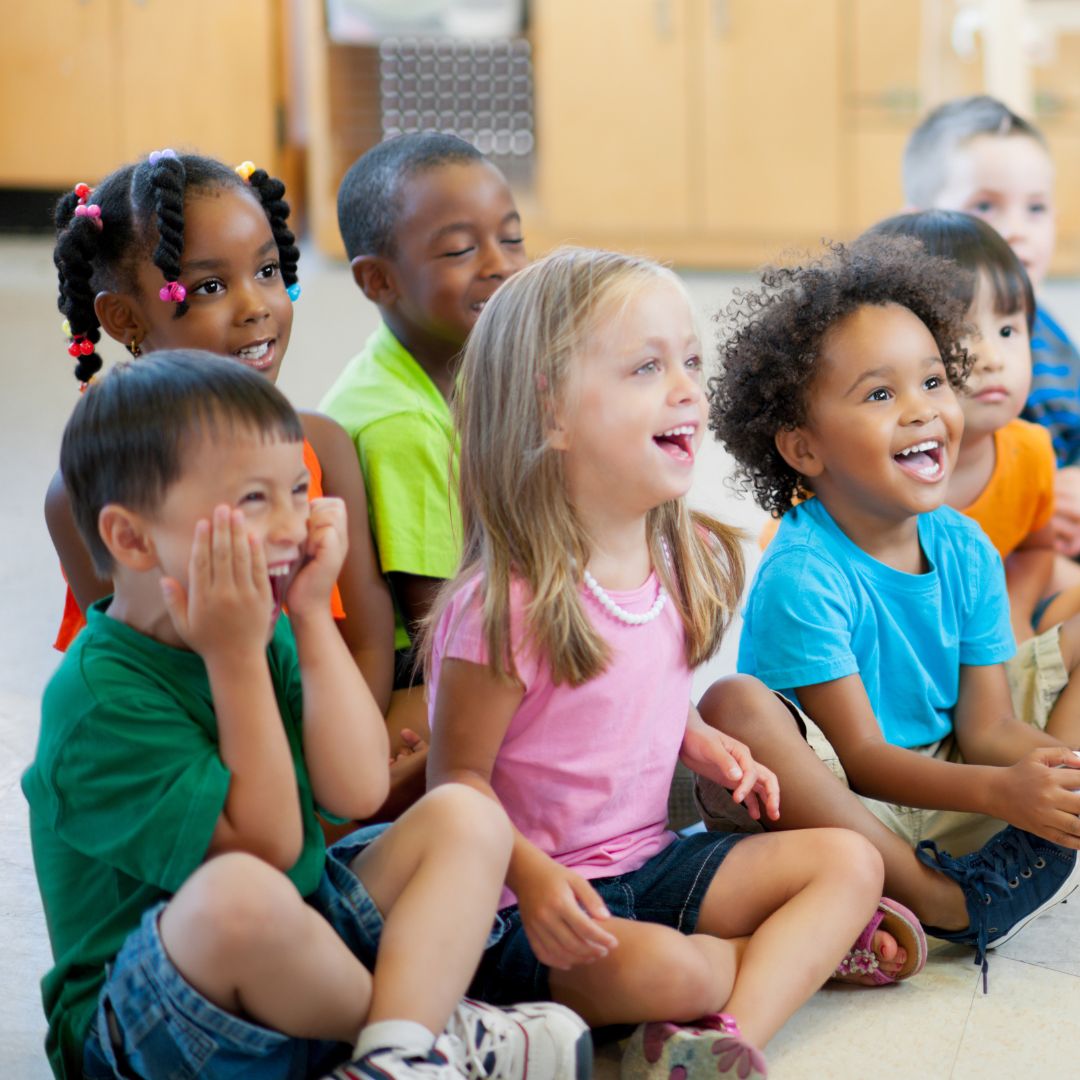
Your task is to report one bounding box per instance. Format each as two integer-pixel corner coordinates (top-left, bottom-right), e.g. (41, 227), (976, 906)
(128, 337), (142, 358)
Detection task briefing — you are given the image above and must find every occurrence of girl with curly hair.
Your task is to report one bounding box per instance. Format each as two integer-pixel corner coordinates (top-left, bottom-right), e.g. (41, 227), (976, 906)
(703, 234), (1080, 991)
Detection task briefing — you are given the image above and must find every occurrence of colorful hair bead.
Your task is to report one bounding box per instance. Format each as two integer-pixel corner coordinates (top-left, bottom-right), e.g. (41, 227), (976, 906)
(159, 281), (187, 303)
(234, 160), (257, 183)
(148, 148), (178, 166)
(74, 203), (103, 229)
(73, 183), (91, 203)
(287, 282), (302, 302)
(61, 318), (72, 337)
(67, 335), (94, 358)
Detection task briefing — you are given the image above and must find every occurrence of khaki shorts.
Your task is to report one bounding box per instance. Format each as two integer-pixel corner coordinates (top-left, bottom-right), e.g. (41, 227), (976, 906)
(795, 625), (1067, 856)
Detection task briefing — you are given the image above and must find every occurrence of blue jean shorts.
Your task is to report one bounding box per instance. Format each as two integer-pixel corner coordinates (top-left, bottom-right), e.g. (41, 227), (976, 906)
(469, 830), (747, 1005)
(82, 824), (390, 1080)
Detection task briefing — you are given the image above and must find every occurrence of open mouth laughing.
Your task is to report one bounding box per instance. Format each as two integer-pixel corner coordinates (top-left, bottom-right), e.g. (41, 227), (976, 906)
(653, 424), (697, 462)
(234, 339), (276, 372)
(893, 439), (945, 481)
(267, 560), (298, 617)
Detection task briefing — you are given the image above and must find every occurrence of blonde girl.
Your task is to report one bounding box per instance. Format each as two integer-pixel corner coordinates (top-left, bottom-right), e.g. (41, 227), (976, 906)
(424, 248), (924, 1079)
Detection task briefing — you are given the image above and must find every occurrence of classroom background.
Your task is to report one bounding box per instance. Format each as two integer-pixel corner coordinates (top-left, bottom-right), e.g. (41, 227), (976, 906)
(3, 2), (1079, 1076)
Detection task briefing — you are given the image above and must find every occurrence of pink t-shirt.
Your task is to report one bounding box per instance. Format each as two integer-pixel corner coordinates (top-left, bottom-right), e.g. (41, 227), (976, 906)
(429, 572), (690, 908)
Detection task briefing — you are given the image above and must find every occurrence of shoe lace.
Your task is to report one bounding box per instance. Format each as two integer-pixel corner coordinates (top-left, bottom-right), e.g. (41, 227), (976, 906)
(444, 1016), (513, 1080)
(918, 829), (1044, 993)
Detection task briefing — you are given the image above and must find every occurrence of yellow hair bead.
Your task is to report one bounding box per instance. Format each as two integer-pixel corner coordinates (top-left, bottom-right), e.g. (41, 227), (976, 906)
(234, 161), (257, 182)
(61, 319), (72, 337)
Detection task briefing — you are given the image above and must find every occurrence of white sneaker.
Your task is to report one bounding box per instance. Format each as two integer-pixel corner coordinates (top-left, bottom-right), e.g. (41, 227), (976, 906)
(330, 1042), (466, 1079)
(444, 997), (592, 1079)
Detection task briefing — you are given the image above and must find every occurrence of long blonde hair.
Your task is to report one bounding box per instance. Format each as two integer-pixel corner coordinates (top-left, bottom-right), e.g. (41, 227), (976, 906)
(423, 247), (744, 687)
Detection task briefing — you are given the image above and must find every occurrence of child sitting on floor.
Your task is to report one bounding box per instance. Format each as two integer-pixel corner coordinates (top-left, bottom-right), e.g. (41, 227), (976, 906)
(425, 247), (926, 1080)
(704, 235), (1080, 990)
(23, 352), (589, 1080)
(321, 133), (528, 695)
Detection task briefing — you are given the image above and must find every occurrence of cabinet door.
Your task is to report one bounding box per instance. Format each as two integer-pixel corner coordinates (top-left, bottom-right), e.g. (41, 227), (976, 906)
(534, 0), (693, 235)
(1, 0), (120, 186)
(701, 0), (842, 239)
(117, 0), (279, 171)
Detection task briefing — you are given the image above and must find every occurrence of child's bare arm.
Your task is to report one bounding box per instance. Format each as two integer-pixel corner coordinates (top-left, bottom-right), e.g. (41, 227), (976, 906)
(44, 469), (109, 613)
(299, 411), (397, 712)
(1051, 466), (1080, 556)
(801, 670), (1080, 847)
(389, 572), (445, 640)
(287, 498), (390, 822)
(428, 656), (618, 970)
(163, 506), (303, 869)
(1005, 526), (1055, 643)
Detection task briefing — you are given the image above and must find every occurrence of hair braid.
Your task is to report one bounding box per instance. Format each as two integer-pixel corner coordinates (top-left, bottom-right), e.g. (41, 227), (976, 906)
(147, 155), (190, 315)
(247, 169), (299, 287)
(54, 191), (105, 383)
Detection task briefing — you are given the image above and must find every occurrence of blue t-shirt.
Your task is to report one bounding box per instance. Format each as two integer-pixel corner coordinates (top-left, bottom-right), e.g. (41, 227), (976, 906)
(1023, 305), (1080, 467)
(737, 499), (1015, 748)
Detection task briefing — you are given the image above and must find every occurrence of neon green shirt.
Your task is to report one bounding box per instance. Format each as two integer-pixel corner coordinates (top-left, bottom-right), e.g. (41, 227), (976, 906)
(320, 323), (460, 648)
(22, 601), (326, 1080)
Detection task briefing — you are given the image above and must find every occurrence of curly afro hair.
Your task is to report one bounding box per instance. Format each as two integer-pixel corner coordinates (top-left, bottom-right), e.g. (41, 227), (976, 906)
(709, 236), (973, 518)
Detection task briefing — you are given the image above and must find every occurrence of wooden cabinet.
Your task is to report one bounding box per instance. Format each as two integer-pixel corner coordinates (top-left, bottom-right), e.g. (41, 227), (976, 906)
(2, 0), (283, 189)
(532, 0), (844, 264)
(531, 0), (1080, 271)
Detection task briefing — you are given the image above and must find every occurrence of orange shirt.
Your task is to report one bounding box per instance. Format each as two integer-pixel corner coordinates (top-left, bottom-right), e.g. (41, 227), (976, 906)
(53, 437), (345, 651)
(757, 419), (1054, 560)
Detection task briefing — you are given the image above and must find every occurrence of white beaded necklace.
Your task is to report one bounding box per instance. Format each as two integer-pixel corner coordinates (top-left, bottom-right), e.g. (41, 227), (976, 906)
(582, 543), (669, 627)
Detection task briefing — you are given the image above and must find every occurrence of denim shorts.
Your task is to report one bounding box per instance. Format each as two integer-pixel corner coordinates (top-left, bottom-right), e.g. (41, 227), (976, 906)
(82, 824), (390, 1080)
(469, 830), (746, 1005)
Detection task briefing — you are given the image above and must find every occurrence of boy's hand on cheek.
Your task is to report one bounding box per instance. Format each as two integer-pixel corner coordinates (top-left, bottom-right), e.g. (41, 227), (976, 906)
(161, 506), (272, 661)
(285, 497), (348, 617)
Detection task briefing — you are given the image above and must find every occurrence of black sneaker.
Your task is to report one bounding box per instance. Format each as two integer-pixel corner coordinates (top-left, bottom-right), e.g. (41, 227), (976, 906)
(917, 825), (1080, 991)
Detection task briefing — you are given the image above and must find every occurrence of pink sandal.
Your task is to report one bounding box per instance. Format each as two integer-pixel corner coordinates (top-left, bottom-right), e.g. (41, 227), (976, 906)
(833, 897), (927, 986)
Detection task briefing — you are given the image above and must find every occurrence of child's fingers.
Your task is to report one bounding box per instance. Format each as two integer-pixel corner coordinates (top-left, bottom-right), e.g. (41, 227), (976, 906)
(211, 505), (234, 583)
(246, 521), (270, 598)
(188, 518), (212, 594)
(230, 509), (253, 583)
(399, 728), (423, 748)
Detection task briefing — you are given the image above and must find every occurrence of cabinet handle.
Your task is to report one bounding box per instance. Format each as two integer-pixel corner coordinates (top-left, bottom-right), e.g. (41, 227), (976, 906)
(654, 0), (673, 38)
(712, 0), (730, 35)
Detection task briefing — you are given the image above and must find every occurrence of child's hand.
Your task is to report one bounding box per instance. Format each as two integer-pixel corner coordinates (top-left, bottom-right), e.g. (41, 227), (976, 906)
(389, 728), (428, 765)
(515, 860), (619, 972)
(161, 505), (272, 660)
(680, 725), (781, 822)
(993, 747), (1080, 848)
(285, 497), (348, 617)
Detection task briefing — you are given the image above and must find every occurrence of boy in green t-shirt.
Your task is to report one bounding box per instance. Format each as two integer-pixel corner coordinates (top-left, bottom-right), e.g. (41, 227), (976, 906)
(23, 352), (589, 1080)
(321, 134), (528, 690)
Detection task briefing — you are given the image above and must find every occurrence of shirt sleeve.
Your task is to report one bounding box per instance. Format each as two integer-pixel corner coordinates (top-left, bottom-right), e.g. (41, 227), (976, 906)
(742, 547), (861, 690)
(359, 413), (460, 579)
(959, 527), (1016, 666)
(45, 691), (230, 895)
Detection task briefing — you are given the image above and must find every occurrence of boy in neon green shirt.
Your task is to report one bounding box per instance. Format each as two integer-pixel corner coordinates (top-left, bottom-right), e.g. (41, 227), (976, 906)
(321, 133), (527, 671)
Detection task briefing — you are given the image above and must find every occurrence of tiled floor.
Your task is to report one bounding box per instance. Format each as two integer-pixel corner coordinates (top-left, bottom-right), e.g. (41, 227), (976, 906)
(2, 235), (1079, 1077)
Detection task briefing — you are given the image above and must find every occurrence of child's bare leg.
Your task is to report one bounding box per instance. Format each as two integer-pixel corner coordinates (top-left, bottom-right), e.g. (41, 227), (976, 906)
(159, 852), (372, 1042)
(548, 918), (745, 1027)
(350, 782), (512, 1032)
(694, 828), (881, 1047)
(699, 678), (969, 931)
(1046, 616), (1080, 745)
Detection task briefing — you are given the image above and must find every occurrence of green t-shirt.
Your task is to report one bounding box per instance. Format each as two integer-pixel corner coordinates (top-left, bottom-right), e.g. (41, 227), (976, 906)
(22, 600), (327, 1080)
(320, 322), (460, 648)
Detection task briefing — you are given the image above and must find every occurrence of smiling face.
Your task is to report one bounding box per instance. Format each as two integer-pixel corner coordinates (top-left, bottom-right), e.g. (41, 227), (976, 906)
(795, 304), (965, 535)
(932, 134), (1056, 289)
(957, 272), (1032, 442)
(129, 186), (294, 382)
(145, 427), (310, 645)
(380, 160), (527, 360)
(551, 277), (706, 520)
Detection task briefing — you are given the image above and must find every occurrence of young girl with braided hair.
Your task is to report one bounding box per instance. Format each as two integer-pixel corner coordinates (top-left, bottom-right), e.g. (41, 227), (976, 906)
(424, 247), (927, 1080)
(46, 150), (425, 820)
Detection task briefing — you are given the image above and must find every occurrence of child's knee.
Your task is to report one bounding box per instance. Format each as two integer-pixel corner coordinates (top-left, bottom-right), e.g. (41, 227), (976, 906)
(698, 674), (791, 740)
(416, 782), (513, 857)
(165, 852), (302, 957)
(809, 828), (884, 894)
